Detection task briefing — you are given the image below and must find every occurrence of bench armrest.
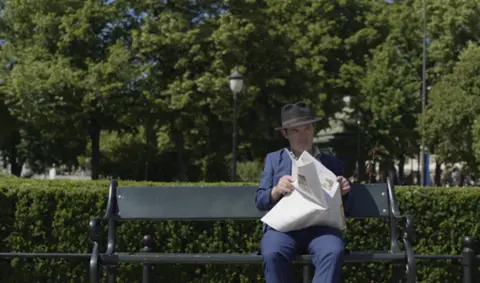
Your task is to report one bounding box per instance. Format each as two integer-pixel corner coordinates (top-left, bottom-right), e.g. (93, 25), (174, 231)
(386, 178), (415, 254)
(102, 179), (118, 221)
(387, 178), (402, 218)
(391, 213), (415, 247)
(89, 218), (104, 245)
(89, 179), (119, 255)
(403, 215), (416, 282)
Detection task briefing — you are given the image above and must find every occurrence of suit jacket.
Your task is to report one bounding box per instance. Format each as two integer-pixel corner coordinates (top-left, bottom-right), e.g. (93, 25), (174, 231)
(255, 147), (350, 213)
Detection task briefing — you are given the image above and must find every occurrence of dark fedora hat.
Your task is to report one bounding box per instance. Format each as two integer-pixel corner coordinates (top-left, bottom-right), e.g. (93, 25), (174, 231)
(275, 101), (322, 130)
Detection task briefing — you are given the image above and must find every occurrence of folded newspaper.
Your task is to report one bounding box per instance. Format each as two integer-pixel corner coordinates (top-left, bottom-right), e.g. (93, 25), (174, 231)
(260, 150), (346, 232)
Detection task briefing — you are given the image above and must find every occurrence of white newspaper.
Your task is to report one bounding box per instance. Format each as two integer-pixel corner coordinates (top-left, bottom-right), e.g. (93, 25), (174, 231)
(260, 150), (346, 232)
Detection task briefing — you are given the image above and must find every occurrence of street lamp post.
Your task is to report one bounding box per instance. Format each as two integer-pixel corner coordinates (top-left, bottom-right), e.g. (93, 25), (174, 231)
(355, 112), (363, 181)
(420, 0), (428, 187)
(228, 66), (244, 182)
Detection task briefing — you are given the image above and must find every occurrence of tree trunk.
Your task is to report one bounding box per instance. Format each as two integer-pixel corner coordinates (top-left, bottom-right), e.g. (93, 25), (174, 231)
(378, 160), (386, 183)
(460, 173), (465, 187)
(89, 123), (101, 180)
(379, 159), (397, 184)
(144, 119), (157, 181)
(357, 150), (366, 183)
(366, 161), (376, 183)
(10, 156), (22, 177)
(2, 154), (7, 170)
(171, 118), (187, 181)
(434, 162), (442, 186)
(9, 130), (22, 177)
(398, 155), (405, 185)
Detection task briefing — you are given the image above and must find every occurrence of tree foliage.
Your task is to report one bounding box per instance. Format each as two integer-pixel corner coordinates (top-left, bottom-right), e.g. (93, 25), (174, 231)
(1, 0), (480, 180)
(420, 42), (480, 172)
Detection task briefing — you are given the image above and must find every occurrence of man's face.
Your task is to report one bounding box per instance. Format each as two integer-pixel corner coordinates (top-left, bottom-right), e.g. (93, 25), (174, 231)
(281, 123), (315, 153)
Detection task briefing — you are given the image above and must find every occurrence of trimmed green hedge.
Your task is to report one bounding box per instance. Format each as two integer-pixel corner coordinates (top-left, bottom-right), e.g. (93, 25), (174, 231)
(0, 177), (479, 282)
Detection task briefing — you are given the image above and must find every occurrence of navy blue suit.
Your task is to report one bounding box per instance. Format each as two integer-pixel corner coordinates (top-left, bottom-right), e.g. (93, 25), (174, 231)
(256, 148), (348, 283)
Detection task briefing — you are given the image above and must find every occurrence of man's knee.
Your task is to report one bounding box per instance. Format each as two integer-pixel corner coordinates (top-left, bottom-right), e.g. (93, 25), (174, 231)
(309, 229), (345, 263)
(313, 242), (344, 266)
(325, 242), (345, 257)
(262, 250), (289, 263)
(310, 239), (344, 282)
(261, 241), (297, 264)
(261, 230), (297, 263)
(261, 239), (296, 282)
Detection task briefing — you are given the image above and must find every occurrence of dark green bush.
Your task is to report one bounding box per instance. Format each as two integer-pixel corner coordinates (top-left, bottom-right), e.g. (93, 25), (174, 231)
(0, 178), (479, 282)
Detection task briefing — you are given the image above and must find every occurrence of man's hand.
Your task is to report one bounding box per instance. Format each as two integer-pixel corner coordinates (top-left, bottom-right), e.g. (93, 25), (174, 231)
(271, 175), (294, 203)
(337, 176), (351, 195)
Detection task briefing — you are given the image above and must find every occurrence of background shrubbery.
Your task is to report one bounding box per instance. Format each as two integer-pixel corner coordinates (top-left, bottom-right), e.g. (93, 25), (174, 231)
(0, 177), (479, 282)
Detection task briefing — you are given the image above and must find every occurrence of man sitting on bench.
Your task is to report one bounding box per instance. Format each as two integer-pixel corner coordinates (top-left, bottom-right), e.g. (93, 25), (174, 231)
(255, 101), (352, 283)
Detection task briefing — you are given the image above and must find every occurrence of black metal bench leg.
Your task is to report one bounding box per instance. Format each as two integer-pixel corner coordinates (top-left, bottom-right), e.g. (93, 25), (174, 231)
(390, 262), (402, 283)
(143, 264), (153, 283)
(303, 264), (313, 283)
(141, 235), (154, 283)
(105, 266), (117, 283)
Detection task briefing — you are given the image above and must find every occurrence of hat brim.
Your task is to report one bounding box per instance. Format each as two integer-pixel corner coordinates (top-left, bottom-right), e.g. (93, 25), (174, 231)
(274, 116), (322, 130)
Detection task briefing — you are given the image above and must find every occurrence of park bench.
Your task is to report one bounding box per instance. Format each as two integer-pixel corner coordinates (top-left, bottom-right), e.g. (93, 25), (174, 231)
(89, 179), (416, 283)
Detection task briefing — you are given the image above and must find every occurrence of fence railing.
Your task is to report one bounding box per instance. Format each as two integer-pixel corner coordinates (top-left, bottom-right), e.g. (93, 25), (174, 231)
(0, 235), (478, 283)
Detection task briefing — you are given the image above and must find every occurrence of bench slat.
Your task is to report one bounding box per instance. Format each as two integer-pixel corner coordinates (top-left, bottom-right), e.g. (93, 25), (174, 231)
(117, 186), (264, 220)
(101, 252), (405, 264)
(345, 183), (390, 218)
(115, 183), (390, 220)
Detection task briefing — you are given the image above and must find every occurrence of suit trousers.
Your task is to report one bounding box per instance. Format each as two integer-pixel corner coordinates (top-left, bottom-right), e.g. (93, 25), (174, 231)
(260, 225), (344, 283)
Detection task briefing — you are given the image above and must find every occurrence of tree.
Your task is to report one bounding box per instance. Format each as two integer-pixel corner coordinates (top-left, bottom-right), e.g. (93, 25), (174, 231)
(0, 0), (139, 178)
(359, 41), (421, 182)
(1, 0), (434, 182)
(420, 42), (480, 173)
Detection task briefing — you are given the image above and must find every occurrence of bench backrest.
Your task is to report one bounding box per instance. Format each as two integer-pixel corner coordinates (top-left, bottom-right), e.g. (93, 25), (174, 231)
(112, 183), (392, 221)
